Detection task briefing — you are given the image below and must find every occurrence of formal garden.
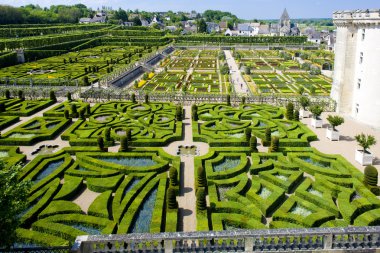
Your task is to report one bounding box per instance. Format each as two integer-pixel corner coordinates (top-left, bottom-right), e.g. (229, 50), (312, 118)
(0, 91), (378, 248)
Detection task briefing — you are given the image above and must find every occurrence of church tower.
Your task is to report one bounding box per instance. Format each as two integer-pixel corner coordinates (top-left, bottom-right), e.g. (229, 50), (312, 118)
(280, 8), (291, 29)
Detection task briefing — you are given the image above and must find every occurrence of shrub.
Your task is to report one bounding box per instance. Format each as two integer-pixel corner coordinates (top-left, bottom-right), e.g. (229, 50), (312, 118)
(250, 136), (258, 153)
(196, 187), (207, 211)
(299, 96), (310, 110)
(192, 110), (198, 121)
(167, 187), (178, 209)
(226, 94), (231, 106)
(269, 137), (280, 152)
(355, 133), (376, 154)
(326, 115), (344, 131)
(144, 94), (149, 104)
(85, 105), (91, 116)
(241, 96), (246, 105)
(119, 136), (128, 152)
(197, 165), (207, 188)
(97, 136), (104, 151)
(5, 90), (10, 99)
(364, 165), (378, 186)
(169, 166), (178, 186)
(67, 92), (72, 102)
(293, 110), (300, 121)
(286, 102), (294, 120)
(0, 103), (5, 112)
(309, 105), (323, 119)
(126, 128), (132, 141)
(245, 128), (252, 141)
(49, 91), (57, 102)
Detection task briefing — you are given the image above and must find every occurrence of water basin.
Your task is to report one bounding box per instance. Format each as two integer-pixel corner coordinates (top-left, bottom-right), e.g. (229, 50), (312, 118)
(98, 157), (157, 167)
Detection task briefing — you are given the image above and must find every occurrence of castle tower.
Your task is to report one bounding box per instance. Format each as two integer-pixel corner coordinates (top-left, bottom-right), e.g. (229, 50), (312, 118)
(332, 9), (380, 128)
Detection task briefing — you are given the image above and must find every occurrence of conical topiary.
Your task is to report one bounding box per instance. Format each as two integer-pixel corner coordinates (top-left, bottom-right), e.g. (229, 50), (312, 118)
(269, 136), (280, 152)
(250, 136), (258, 152)
(197, 165), (207, 188)
(97, 136), (104, 151)
(196, 187), (207, 211)
(169, 166), (178, 186)
(119, 136), (128, 152)
(286, 102), (294, 120)
(167, 187), (178, 209)
(245, 128), (252, 141)
(293, 110), (300, 121)
(364, 165), (378, 186)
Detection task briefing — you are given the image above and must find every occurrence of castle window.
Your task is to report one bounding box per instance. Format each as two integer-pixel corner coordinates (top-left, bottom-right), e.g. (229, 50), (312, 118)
(359, 52), (363, 64)
(357, 79), (361, 89)
(356, 104), (359, 115)
(362, 29), (365, 40)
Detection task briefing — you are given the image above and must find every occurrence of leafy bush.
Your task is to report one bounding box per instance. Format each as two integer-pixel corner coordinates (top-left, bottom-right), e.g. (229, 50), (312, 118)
(327, 115), (344, 131)
(355, 133), (376, 154)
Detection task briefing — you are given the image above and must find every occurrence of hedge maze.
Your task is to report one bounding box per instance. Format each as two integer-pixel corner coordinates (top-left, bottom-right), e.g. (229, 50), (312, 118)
(193, 103), (380, 232)
(14, 148), (180, 246)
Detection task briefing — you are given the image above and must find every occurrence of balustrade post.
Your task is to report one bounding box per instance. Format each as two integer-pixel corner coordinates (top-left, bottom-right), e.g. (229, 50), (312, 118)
(244, 237), (254, 252)
(323, 234), (333, 249)
(164, 239), (173, 253)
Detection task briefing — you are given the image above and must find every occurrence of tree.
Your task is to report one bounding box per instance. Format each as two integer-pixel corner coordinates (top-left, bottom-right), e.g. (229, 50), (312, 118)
(326, 115), (344, 131)
(169, 166), (178, 186)
(226, 94), (231, 106)
(355, 133), (376, 154)
(18, 90), (24, 100)
(176, 106), (183, 121)
(144, 94), (149, 104)
(241, 96), (246, 105)
(0, 162), (31, 248)
(197, 165), (207, 188)
(299, 96), (310, 110)
(167, 187), (178, 209)
(0, 103), (5, 113)
(79, 109), (85, 120)
(309, 105), (323, 119)
(49, 90), (57, 102)
(119, 136), (128, 152)
(197, 19), (207, 33)
(132, 16), (142, 26)
(286, 102), (294, 120)
(67, 92), (72, 101)
(250, 136), (258, 152)
(196, 187), (207, 211)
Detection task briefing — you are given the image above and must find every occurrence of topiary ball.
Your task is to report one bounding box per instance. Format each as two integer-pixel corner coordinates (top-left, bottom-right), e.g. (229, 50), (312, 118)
(364, 165), (378, 186)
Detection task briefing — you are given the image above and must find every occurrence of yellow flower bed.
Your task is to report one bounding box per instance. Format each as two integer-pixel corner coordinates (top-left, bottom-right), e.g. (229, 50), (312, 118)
(148, 72), (155, 79)
(138, 80), (147, 88)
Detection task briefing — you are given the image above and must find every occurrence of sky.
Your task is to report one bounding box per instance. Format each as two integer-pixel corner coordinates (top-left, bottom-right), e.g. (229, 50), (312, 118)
(2, 0), (379, 19)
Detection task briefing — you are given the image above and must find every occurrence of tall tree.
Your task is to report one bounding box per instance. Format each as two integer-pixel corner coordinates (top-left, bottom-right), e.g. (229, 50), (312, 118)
(197, 19), (207, 33)
(0, 162), (31, 248)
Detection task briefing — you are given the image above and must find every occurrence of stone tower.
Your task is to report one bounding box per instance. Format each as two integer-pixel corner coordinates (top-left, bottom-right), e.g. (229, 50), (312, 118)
(332, 9), (380, 128)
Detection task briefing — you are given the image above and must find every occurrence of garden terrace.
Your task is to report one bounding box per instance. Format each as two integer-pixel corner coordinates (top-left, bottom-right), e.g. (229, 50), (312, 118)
(14, 147), (180, 246)
(0, 46), (151, 86)
(0, 99), (55, 116)
(61, 102), (183, 147)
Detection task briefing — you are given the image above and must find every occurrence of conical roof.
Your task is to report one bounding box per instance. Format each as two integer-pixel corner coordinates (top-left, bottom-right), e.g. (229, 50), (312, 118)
(280, 8), (290, 20)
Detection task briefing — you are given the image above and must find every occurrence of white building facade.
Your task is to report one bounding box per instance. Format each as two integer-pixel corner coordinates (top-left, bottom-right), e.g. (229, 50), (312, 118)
(331, 9), (380, 128)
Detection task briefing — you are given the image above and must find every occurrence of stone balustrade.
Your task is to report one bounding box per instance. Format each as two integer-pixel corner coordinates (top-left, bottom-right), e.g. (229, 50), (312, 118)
(71, 226), (380, 253)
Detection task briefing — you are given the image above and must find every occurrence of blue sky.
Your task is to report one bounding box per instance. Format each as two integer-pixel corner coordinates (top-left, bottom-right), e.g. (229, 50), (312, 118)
(2, 0), (379, 19)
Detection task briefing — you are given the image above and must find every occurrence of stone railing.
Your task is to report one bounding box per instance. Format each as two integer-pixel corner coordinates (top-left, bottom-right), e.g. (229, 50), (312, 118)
(71, 226), (380, 253)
